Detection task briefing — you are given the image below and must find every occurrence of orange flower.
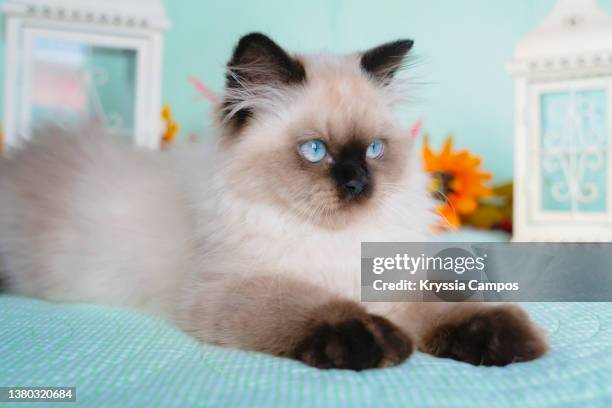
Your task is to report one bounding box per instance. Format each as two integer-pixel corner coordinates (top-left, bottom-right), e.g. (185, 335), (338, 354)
(423, 136), (492, 229)
(161, 105), (179, 148)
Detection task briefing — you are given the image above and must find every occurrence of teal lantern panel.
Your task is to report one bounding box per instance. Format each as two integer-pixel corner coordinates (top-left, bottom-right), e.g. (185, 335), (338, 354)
(29, 36), (137, 143)
(540, 89), (608, 213)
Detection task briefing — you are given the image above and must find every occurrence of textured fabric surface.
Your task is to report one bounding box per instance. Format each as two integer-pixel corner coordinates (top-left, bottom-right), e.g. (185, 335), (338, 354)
(0, 296), (610, 408)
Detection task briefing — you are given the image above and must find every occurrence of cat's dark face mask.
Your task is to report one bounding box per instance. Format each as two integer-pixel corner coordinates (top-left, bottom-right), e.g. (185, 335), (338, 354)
(331, 142), (372, 202)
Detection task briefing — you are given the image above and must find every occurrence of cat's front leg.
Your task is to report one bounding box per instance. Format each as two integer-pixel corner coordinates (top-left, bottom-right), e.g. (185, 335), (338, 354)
(180, 274), (413, 370)
(413, 303), (548, 366)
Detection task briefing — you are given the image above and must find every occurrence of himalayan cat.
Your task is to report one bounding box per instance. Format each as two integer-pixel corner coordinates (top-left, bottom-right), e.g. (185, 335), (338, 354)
(0, 33), (547, 370)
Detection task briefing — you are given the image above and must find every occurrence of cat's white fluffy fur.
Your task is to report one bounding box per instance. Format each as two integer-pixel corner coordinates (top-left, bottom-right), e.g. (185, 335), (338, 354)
(0, 123), (434, 317)
(0, 56), (435, 325)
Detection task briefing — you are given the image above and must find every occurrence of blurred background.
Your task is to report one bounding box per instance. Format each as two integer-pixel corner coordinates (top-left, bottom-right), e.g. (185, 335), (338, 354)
(4, 0), (611, 180)
(1, 0), (612, 240)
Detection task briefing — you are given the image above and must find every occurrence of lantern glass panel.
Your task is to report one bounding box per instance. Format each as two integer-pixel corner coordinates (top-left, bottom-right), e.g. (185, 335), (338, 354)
(29, 36), (137, 142)
(540, 89), (608, 213)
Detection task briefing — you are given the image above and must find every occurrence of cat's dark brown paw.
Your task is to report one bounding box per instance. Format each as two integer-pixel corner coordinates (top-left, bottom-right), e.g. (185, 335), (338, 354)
(291, 303), (413, 370)
(422, 305), (548, 366)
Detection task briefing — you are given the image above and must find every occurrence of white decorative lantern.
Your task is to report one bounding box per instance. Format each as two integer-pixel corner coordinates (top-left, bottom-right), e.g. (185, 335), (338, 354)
(509, 0), (612, 241)
(2, 0), (170, 149)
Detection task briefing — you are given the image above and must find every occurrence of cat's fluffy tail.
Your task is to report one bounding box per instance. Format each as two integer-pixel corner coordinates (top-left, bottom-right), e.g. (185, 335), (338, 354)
(0, 123), (194, 316)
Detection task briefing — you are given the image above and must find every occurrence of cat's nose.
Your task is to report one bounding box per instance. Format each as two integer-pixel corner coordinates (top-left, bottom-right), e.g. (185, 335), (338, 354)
(344, 177), (368, 196)
(333, 161), (371, 200)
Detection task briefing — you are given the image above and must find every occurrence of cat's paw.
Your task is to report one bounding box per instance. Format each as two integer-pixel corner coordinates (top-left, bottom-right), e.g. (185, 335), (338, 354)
(291, 312), (413, 371)
(422, 305), (548, 366)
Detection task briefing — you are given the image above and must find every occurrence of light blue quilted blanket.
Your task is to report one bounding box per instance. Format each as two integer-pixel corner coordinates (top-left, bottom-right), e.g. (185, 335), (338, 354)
(0, 296), (610, 407)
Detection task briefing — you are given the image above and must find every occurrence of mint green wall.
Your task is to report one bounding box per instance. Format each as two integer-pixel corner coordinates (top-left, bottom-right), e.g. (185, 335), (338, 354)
(3, 1), (612, 182)
(162, 0), (612, 182)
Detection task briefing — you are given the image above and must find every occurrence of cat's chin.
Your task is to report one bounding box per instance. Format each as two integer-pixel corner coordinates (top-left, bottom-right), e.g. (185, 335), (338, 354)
(292, 198), (381, 230)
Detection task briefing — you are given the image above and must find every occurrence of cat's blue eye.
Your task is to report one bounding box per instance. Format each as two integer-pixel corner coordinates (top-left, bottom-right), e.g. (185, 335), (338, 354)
(299, 139), (327, 163)
(366, 140), (385, 159)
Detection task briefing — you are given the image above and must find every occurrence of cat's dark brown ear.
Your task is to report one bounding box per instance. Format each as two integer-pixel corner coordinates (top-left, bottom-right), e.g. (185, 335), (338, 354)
(360, 39), (414, 85)
(227, 33), (305, 86)
(223, 33), (306, 130)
